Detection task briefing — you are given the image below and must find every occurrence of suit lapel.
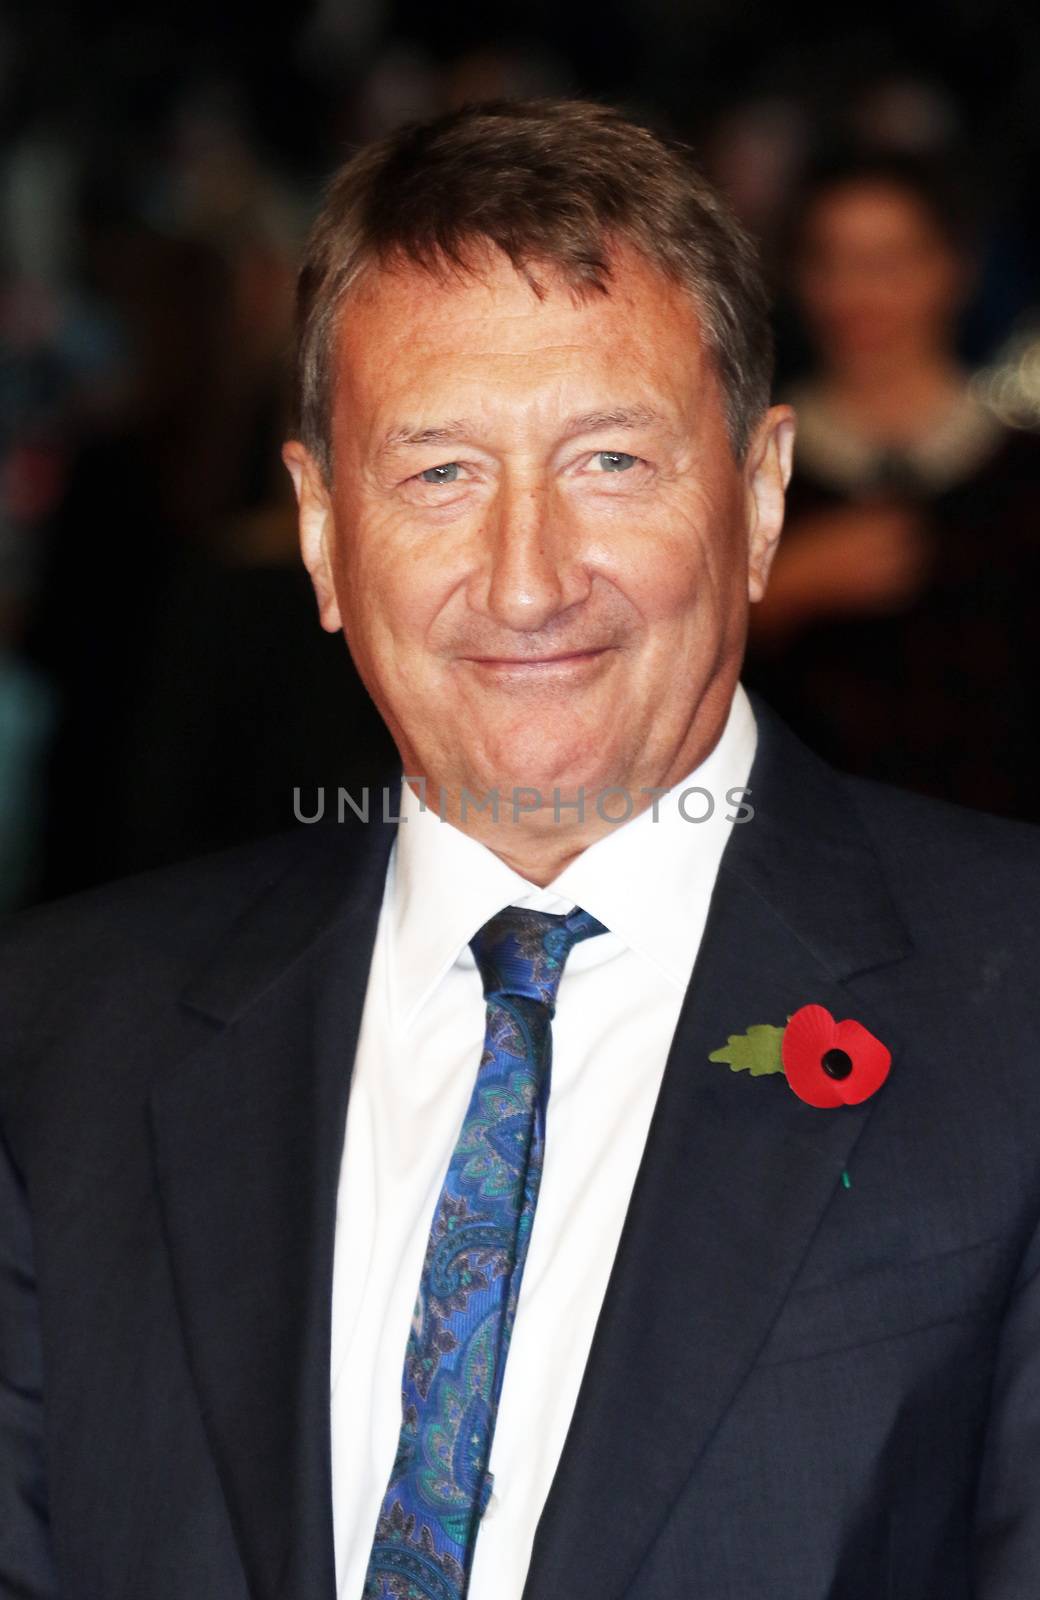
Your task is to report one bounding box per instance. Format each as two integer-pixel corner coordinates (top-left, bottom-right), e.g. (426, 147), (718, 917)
(149, 813), (395, 1600)
(522, 703), (913, 1600)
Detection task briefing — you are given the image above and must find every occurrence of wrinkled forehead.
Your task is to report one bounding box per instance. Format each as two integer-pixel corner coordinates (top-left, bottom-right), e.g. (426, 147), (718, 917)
(329, 242), (719, 446)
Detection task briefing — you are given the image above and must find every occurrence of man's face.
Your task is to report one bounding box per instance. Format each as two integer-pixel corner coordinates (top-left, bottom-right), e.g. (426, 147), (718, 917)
(287, 244), (792, 807)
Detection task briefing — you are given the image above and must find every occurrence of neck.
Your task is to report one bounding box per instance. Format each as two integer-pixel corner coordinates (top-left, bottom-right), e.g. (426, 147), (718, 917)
(447, 812), (628, 890)
(412, 789), (641, 888)
(407, 688), (736, 888)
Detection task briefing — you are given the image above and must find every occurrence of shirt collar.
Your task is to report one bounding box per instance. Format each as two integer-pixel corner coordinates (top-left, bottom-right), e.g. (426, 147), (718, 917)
(387, 682), (757, 1025)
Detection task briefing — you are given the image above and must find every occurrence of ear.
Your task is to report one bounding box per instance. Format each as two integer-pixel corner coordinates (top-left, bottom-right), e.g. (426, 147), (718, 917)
(282, 440), (342, 632)
(743, 404), (796, 602)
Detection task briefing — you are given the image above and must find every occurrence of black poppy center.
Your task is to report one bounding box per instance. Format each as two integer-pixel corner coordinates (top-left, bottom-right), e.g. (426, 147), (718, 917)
(821, 1047), (854, 1080)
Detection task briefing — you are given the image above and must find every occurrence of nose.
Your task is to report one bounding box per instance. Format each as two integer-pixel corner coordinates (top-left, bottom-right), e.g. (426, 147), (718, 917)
(474, 473), (590, 633)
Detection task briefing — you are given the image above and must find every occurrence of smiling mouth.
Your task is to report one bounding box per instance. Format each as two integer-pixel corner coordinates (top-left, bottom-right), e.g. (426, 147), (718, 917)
(462, 647), (612, 669)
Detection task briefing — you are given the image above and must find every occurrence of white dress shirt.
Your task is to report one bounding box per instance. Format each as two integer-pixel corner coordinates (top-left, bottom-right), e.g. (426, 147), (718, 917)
(330, 683), (757, 1599)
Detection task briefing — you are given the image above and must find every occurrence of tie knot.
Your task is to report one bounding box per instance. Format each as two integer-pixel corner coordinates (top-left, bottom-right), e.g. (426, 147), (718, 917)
(469, 905), (607, 1010)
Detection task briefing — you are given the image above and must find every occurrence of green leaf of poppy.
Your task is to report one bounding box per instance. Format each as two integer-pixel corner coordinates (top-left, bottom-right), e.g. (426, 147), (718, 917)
(708, 1023), (786, 1076)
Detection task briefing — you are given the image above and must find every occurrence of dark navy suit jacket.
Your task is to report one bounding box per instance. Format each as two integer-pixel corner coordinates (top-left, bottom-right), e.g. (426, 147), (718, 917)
(3, 700), (1040, 1599)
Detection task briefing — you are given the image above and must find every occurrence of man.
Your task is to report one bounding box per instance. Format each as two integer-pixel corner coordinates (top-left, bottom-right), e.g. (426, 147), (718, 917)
(2, 99), (1040, 1600)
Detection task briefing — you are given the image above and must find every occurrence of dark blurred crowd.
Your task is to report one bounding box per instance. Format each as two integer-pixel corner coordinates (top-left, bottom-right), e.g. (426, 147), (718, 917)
(3, 2), (1040, 910)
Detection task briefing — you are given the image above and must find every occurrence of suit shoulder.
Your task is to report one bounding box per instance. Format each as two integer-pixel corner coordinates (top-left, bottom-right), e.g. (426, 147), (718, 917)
(0, 827), (348, 1092)
(841, 775), (1040, 941)
(841, 773), (1040, 868)
(3, 828), (306, 966)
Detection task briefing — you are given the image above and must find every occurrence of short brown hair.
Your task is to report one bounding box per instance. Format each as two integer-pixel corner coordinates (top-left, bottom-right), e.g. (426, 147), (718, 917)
(292, 98), (773, 479)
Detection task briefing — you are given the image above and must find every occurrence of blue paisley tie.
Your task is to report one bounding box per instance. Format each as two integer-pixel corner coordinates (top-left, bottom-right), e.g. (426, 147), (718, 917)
(362, 904), (607, 1600)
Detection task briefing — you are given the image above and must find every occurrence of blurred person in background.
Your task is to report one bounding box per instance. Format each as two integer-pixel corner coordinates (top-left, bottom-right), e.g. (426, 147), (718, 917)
(0, 130), (112, 910)
(22, 86), (394, 896)
(746, 152), (1040, 818)
(109, 88), (397, 876)
(0, 526), (53, 913)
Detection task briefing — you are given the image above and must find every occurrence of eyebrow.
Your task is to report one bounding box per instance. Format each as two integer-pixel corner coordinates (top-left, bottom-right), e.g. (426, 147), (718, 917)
(376, 404), (666, 459)
(561, 404), (665, 436)
(378, 422), (472, 455)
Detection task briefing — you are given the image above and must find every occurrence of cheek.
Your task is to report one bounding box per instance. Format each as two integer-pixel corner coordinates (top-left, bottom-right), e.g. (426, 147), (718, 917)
(603, 490), (744, 628)
(335, 515), (454, 658)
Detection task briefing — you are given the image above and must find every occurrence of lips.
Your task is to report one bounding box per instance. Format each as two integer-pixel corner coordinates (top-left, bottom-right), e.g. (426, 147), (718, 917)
(466, 648), (607, 667)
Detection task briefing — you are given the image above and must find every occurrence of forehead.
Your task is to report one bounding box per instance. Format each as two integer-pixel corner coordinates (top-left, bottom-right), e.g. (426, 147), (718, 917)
(330, 244), (715, 437)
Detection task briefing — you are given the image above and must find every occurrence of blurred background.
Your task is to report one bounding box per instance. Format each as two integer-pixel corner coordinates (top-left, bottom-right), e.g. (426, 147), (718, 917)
(3, 0), (1040, 909)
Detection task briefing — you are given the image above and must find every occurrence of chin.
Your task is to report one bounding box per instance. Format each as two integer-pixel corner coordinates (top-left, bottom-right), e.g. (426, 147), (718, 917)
(474, 747), (626, 806)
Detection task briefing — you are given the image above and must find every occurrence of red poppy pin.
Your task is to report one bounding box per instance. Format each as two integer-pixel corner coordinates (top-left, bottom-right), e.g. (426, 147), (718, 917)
(709, 1003), (891, 1108)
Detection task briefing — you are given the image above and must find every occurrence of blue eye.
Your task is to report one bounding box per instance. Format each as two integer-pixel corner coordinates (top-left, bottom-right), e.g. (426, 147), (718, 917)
(419, 463), (461, 483)
(596, 451), (637, 472)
